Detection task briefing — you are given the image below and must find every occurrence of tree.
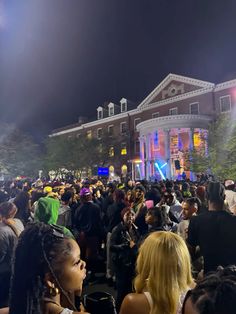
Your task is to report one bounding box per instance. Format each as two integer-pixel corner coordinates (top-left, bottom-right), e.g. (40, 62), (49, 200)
(188, 114), (236, 180)
(43, 132), (124, 178)
(0, 124), (42, 178)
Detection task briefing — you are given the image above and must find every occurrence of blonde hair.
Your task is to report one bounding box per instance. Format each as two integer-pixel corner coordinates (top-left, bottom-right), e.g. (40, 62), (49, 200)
(134, 231), (193, 314)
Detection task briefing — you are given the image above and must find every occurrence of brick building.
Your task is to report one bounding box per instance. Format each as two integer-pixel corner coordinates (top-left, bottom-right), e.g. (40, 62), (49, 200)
(51, 73), (236, 180)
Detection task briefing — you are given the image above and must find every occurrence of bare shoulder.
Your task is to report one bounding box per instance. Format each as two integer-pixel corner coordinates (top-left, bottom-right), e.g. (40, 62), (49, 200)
(119, 293), (150, 314)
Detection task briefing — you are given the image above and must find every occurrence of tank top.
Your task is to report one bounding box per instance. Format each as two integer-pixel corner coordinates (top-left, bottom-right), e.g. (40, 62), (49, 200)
(143, 291), (186, 314)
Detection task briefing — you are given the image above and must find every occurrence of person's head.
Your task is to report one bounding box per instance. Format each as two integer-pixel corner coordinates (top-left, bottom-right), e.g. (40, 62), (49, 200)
(35, 196), (60, 225)
(13, 191), (30, 211)
(114, 188), (125, 203)
(79, 187), (92, 202)
(182, 266), (236, 314)
(206, 181), (225, 210)
(182, 182), (190, 192)
(182, 197), (201, 220)
(134, 231), (193, 314)
(126, 189), (132, 199)
(190, 185), (197, 197)
(107, 182), (116, 194)
(225, 179), (235, 191)
(134, 185), (145, 201)
(0, 190), (9, 203)
(9, 223), (86, 314)
(196, 186), (206, 201)
(163, 188), (175, 205)
(0, 202), (17, 220)
(121, 207), (135, 226)
(145, 206), (165, 228)
(61, 190), (73, 205)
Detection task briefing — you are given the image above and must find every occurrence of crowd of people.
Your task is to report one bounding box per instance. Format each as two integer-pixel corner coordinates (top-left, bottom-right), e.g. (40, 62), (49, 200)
(0, 176), (236, 313)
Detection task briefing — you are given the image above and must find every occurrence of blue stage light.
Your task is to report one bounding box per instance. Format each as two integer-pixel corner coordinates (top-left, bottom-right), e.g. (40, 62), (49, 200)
(155, 162), (166, 180)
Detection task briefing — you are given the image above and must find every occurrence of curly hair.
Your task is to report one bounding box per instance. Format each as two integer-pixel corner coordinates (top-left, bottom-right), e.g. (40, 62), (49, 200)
(9, 222), (75, 314)
(183, 266), (236, 314)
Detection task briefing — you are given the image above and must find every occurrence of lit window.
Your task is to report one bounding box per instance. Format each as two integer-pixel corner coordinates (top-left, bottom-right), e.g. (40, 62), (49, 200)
(97, 128), (102, 139)
(120, 122), (127, 134)
(87, 130), (92, 139)
(109, 147), (114, 157)
(220, 95), (231, 113)
(169, 108), (178, 115)
(134, 118), (141, 131)
(121, 143), (127, 155)
(190, 102), (199, 114)
(152, 112), (159, 118)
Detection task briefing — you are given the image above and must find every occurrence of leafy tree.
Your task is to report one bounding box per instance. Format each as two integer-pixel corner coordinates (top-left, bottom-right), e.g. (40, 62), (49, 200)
(187, 114), (236, 180)
(0, 124), (42, 178)
(43, 131), (123, 178)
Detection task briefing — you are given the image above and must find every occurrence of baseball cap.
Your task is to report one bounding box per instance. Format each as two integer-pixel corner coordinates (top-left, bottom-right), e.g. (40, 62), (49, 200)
(80, 187), (91, 197)
(225, 180), (235, 188)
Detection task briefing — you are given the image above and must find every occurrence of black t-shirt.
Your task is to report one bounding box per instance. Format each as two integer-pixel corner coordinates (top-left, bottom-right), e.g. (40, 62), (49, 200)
(188, 210), (236, 274)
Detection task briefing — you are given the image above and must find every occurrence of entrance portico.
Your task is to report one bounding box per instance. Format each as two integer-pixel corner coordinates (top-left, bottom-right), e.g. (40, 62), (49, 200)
(136, 114), (212, 180)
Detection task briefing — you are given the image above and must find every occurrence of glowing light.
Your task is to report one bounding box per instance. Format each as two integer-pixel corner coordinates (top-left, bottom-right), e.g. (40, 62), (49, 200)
(160, 162), (167, 169)
(134, 159), (142, 163)
(155, 162), (166, 180)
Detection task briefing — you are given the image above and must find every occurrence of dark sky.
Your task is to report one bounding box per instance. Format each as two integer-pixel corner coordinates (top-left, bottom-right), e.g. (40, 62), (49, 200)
(1, 0), (236, 139)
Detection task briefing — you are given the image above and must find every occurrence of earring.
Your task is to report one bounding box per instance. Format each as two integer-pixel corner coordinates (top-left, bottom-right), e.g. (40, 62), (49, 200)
(49, 283), (59, 296)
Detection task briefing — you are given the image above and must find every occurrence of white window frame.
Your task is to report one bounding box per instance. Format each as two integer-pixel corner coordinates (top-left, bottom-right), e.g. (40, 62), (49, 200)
(121, 102), (127, 112)
(97, 128), (102, 139)
(134, 118), (141, 131)
(97, 108), (103, 120)
(189, 102), (199, 115)
(108, 103), (115, 116)
(169, 107), (178, 115)
(152, 112), (160, 119)
(108, 125), (114, 137)
(220, 95), (231, 113)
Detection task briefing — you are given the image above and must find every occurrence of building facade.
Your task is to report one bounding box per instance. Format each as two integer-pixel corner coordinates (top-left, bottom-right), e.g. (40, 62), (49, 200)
(51, 74), (236, 180)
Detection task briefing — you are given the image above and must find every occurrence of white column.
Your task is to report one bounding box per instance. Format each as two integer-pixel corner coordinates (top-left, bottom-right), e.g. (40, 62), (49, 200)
(139, 136), (145, 179)
(145, 134), (151, 180)
(188, 128), (195, 181)
(189, 128), (194, 150)
(164, 129), (171, 179)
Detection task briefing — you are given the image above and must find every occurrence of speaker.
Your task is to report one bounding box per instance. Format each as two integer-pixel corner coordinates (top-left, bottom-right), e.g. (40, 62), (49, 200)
(174, 160), (181, 170)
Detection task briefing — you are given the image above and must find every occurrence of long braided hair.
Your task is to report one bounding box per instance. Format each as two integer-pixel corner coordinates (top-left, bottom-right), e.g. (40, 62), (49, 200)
(182, 266), (236, 314)
(9, 222), (75, 314)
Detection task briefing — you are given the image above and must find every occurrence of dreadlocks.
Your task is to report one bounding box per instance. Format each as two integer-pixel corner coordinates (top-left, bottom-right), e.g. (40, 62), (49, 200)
(9, 222), (73, 314)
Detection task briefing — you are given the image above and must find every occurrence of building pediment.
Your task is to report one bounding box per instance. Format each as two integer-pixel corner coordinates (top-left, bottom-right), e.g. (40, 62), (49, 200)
(138, 74), (215, 110)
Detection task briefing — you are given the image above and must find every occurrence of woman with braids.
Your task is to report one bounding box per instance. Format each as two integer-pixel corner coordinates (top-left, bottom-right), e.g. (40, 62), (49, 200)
(120, 231), (194, 314)
(0, 202), (24, 308)
(9, 222), (88, 314)
(182, 265), (236, 314)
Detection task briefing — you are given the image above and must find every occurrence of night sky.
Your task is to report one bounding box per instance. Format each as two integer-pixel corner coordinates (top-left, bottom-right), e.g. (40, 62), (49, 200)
(1, 0), (236, 139)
